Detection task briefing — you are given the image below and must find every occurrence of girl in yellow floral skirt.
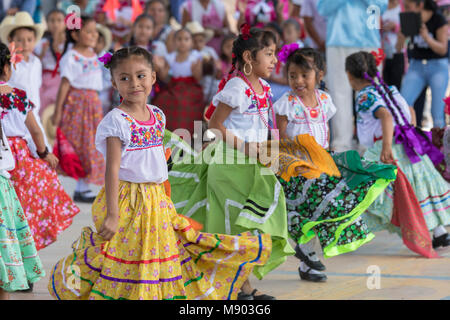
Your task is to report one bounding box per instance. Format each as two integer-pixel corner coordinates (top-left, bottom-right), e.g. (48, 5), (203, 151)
(48, 46), (271, 300)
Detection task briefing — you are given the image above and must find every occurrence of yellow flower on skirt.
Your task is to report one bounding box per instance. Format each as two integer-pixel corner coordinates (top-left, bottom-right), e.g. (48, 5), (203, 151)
(48, 182), (272, 300)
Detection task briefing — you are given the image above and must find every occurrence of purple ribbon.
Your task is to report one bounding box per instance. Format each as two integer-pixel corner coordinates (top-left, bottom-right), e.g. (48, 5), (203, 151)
(394, 125), (444, 166)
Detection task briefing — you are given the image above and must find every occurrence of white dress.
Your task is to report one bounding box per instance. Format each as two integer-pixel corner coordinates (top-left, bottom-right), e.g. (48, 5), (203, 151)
(60, 48), (103, 91)
(273, 90), (336, 148)
(356, 85), (411, 148)
(0, 118), (15, 179)
(95, 105), (168, 184)
(212, 77), (273, 143)
(166, 50), (202, 78)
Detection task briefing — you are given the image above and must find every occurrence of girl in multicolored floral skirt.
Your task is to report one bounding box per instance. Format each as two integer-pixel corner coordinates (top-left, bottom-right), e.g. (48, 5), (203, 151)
(273, 45), (397, 282)
(0, 42), (80, 253)
(346, 51), (450, 253)
(0, 106), (45, 299)
(48, 46), (271, 300)
(52, 16), (105, 203)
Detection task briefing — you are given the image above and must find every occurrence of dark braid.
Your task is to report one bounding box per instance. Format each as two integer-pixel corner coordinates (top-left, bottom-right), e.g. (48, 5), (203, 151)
(0, 42), (11, 159)
(375, 71), (410, 125)
(347, 51), (404, 126)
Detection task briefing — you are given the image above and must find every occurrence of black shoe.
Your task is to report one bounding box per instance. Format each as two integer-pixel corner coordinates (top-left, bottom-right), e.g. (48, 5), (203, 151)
(432, 233), (450, 249)
(294, 244), (326, 271)
(237, 289), (276, 300)
(237, 291), (254, 300)
(21, 281), (33, 293)
(298, 267), (327, 282)
(73, 191), (97, 203)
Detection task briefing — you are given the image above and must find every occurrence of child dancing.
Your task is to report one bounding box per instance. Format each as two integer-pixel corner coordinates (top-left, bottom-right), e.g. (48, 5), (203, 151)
(273, 45), (396, 281)
(48, 46), (271, 300)
(346, 51), (450, 252)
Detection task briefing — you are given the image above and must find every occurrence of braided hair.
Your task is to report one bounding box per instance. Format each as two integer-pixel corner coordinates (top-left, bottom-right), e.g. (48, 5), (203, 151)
(345, 51), (409, 127)
(204, 26), (276, 120)
(107, 46), (154, 76)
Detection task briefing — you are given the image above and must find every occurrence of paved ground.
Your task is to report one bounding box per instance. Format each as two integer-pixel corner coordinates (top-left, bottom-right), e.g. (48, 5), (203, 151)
(9, 176), (450, 300)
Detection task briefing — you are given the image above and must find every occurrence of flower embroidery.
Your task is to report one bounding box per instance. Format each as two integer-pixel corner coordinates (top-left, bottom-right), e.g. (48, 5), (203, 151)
(120, 108), (164, 151)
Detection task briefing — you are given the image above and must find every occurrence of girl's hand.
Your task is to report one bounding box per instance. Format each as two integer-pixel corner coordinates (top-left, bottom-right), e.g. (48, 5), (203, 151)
(380, 145), (394, 164)
(191, 59), (202, 74)
(44, 153), (59, 169)
(98, 213), (119, 241)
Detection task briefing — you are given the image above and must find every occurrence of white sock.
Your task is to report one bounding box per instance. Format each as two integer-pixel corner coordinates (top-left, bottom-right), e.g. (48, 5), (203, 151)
(299, 262), (324, 275)
(299, 238), (320, 262)
(433, 225), (448, 238)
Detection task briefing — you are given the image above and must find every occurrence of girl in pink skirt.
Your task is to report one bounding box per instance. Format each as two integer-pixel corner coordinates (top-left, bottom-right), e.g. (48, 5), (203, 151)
(53, 16), (105, 203)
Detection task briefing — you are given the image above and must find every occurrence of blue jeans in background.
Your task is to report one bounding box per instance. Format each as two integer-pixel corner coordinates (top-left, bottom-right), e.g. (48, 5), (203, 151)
(170, 0), (186, 22)
(401, 58), (449, 128)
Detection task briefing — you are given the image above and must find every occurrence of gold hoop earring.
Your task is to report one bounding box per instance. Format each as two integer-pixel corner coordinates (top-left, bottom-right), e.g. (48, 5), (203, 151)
(243, 63), (252, 76)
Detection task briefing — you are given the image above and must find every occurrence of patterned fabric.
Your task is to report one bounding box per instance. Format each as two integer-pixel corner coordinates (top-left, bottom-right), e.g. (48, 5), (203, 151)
(0, 176), (45, 292)
(152, 77), (204, 138)
(280, 172), (392, 258)
(7, 137), (80, 251)
(48, 182), (271, 300)
(1, 88), (34, 115)
(259, 134), (341, 182)
(168, 140), (295, 280)
(363, 141), (450, 234)
(120, 108), (165, 151)
(60, 87), (105, 185)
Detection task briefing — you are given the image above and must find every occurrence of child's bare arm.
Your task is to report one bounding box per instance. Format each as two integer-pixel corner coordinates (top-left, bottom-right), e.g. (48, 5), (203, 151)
(409, 106), (417, 127)
(52, 77), (71, 126)
(374, 107), (394, 163)
(99, 136), (122, 240)
(209, 102), (257, 156)
(276, 114), (289, 139)
(25, 111), (59, 168)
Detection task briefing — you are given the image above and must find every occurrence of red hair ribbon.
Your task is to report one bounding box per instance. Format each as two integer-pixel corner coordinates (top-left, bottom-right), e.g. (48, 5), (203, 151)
(240, 23), (251, 40)
(51, 52), (62, 78)
(370, 48), (385, 67)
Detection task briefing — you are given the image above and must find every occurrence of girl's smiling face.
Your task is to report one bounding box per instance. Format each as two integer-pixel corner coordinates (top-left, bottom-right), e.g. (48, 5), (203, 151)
(250, 43), (278, 78)
(72, 20), (98, 48)
(111, 56), (156, 105)
(288, 62), (317, 97)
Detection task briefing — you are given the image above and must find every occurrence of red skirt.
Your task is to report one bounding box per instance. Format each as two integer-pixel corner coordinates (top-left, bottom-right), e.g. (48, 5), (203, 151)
(60, 87), (105, 185)
(152, 77), (204, 139)
(7, 137), (80, 250)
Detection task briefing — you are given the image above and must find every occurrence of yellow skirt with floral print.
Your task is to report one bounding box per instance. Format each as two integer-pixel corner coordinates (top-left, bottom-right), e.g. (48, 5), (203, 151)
(48, 182), (271, 300)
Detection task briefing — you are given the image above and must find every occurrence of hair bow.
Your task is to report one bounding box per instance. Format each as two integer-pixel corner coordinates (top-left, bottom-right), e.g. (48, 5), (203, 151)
(370, 48), (385, 67)
(7, 42), (23, 70)
(240, 23), (251, 40)
(278, 43), (300, 64)
(99, 51), (113, 68)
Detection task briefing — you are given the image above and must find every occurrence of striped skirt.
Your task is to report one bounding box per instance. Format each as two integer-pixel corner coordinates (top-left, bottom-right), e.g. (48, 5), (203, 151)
(48, 182), (271, 300)
(363, 141), (450, 233)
